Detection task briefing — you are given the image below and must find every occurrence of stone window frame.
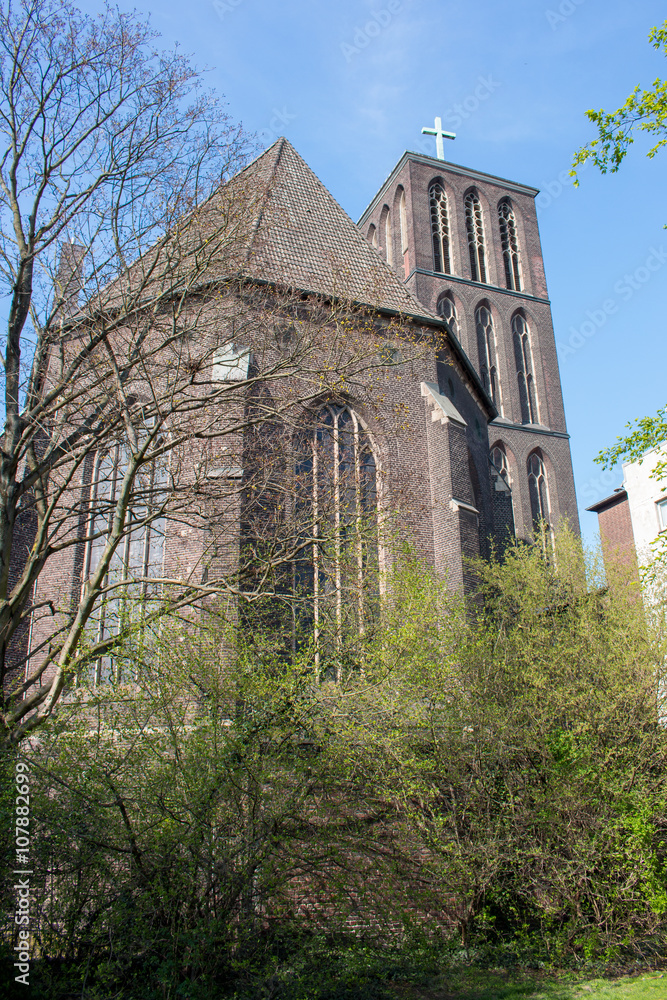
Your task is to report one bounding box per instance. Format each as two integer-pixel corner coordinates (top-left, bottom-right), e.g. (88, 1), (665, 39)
(379, 204), (393, 267)
(475, 300), (503, 415)
(512, 310), (540, 425)
(80, 436), (168, 685)
(527, 448), (553, 549)
(436, 291), (459, 340)
(464, 187), (487, 283)
(490, 441), (512, 490)
(298, 402), (381, 681)
(498, 197), (522, 291)
(429, 179), (452, 275)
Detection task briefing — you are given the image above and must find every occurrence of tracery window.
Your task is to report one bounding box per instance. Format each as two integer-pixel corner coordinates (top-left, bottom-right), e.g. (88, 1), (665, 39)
(527, 450), (551, 539)
(82, 441), (167, 684)
(296, 403), (379, 680)
(429, 181), (451, 274)
(475, 303), (502, 412)
(490, 443), (511, 489)
(464, 189), (486, 283)
(498, 198), (521, 290)
(437, 293), (459, 339)
(512, 311), (539, 424)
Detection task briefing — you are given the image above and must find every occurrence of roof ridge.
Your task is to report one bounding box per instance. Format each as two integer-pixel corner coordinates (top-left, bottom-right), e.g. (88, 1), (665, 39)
(244, 137), (286, 266)
(272, 139), (438, 321)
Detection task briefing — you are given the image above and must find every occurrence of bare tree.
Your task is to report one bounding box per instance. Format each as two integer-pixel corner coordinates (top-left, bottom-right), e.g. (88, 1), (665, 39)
(0, 0), (408, 745)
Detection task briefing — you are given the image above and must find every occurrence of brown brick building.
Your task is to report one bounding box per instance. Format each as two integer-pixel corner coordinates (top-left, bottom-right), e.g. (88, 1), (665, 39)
(21, 138), (579, 683)
(358, 149), (578, 544)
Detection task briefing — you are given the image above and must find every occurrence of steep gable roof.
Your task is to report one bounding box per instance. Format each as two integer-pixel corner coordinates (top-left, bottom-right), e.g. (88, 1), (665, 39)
(233, 138), (436, 319)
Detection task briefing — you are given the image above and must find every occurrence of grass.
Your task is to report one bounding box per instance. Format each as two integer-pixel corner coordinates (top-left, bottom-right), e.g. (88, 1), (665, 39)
(387, 969), (667, 1000)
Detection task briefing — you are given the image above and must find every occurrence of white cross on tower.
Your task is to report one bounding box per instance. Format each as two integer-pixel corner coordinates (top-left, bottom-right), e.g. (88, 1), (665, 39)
(421, 116), (456, 160)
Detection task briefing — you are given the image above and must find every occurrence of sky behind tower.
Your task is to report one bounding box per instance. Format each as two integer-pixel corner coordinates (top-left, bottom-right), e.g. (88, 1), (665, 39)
(80, 0), (667, 543)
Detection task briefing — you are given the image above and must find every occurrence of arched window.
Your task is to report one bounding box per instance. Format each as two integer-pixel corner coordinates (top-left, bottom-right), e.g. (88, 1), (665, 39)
(82, 441), (167, 685)
(437, 292), (459, 339)
(429, 181), (451, 274)
(498, 198), (521, 290)
(367, 223), (378, 249)
(527, 450), (552, 549)
(384, 210), (393, 267)
(399, 189), (408, 254)
(475, 303), (502, 412)
(464, 189), (486, 283)
(490, 442), (511, 489)
(297, 404), (379, 680)
(512, 311), (539, 424)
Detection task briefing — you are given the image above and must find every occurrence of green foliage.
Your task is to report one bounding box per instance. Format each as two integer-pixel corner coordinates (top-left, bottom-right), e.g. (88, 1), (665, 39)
(594, 407), (667, 580)
(6, 535), (667, 996)
(572, 22), (667, 180)
(595, 406), (667, 477)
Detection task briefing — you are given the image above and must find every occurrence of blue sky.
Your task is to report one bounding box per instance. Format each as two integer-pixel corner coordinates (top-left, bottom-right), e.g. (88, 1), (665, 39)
(82, 0), (667, 543)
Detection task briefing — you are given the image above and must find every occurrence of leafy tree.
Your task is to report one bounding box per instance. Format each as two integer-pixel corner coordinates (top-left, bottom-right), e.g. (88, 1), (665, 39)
(0, 0), (407, 745)
(15, 533), (667, 996)
(572, 20), (667, 179)
(573, 21), (667, 533)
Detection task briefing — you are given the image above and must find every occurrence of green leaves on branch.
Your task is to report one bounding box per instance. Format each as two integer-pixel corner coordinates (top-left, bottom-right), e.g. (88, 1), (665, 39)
(572, 22), (667, 182)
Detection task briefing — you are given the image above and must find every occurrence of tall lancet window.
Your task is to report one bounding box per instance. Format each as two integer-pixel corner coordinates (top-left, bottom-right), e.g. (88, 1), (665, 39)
(384, 210), (393, 267)
(512, 311), (539, 424)
(491, 441), (514, 530)
(297, 404), (379, 681)
(82, 441), (167, 685)
(490, 442), (511, 490)
(527, 450), (553, 551)
(498, 198), (521, 290)
(429, 181), (451, 274)
(368, 223), (378, 249)
(464, 189), (486, 283)
(475, 303), (502, 412)
(437, 293), (459, 339)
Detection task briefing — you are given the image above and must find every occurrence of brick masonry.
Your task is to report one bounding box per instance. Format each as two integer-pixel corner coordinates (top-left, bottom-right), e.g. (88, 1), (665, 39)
(358, 150), (580, 541)
(18, 141), (580, 682)
(586, 489), (639, 578)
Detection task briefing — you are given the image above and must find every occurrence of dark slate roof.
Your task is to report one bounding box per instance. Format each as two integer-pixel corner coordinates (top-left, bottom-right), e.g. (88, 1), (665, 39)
(234, 138), (436, 319)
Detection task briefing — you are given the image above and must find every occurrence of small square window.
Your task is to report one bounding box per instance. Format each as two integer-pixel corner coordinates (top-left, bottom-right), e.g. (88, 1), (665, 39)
(212, 344), (250, 382)
(657, 497), (667, 529)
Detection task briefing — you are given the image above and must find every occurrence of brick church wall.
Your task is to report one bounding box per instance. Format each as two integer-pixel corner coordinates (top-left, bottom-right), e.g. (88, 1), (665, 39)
(359, 151), (579, 543)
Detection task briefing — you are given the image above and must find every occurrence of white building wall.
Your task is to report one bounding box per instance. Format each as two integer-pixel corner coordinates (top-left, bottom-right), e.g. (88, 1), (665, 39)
(623, 444), (667, 567)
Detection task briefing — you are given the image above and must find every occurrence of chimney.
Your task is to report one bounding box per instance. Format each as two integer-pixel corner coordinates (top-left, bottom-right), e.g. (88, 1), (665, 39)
(55, 241), (85, 320)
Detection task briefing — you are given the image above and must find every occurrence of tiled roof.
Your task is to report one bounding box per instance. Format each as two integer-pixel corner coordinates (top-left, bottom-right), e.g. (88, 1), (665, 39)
(232, 138), (437, 319)
(97, 139), (437, 323)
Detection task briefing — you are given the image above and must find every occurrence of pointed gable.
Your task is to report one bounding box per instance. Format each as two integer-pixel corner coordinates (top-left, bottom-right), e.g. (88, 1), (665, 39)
(234, 139), (434, 318)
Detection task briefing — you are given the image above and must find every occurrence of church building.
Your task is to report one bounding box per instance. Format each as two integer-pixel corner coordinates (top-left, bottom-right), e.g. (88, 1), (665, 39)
(357, 135), (578, 548)
(232, 133), (579, 586)
(18, 131), (580, 686)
